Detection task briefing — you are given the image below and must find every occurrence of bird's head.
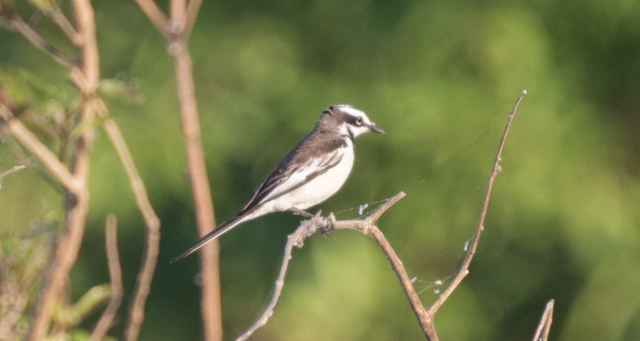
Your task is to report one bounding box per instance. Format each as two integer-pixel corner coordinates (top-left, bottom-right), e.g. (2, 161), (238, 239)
(321, 104), (386, 139)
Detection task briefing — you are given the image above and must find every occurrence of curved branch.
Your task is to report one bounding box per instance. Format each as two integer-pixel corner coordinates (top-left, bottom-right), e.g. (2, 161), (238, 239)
(91, 100), (162, 341)
(90, 215), (123, 341)
(426, 90), (527, 319)
(238, 91), (527, 341)
(237, 193), (409, 341)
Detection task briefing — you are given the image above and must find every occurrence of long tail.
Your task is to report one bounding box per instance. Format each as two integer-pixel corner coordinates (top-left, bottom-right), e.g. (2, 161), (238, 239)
(170, 213), (247, 264)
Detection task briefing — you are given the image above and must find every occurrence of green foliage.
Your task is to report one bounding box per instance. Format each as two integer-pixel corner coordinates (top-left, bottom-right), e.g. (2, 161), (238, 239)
(1, 0), (639, 340)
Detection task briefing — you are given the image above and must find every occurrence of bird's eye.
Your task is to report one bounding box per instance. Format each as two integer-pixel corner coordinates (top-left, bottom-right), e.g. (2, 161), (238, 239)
(356, 117), (363, 125)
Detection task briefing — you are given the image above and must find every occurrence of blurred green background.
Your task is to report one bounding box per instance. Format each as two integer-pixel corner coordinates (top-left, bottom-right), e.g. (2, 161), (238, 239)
(1, 0), (640, 340)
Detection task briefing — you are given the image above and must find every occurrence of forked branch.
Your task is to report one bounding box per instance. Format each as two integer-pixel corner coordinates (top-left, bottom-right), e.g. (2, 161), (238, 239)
(237, 192), (410, 341)
(238, 91), (529, 341)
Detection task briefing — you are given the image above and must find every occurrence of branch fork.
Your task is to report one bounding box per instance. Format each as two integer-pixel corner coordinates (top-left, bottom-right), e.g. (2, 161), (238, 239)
(238, 91), (546, 341)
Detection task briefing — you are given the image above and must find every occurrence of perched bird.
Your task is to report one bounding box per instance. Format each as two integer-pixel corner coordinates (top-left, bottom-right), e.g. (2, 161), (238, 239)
(171, 105), (385, 263)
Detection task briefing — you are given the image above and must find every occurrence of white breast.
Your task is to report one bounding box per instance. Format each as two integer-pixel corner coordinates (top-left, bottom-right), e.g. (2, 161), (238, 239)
(282, 142), (355, 210)
(238, 139), (355, 226)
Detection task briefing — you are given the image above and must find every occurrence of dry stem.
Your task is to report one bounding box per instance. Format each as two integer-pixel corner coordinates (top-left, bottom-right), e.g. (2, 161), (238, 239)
(237, 193), (408, 341)
(0, 109), (80, 192)
(133, 0), (169, 34)
(26, 0), (99, 339)
(424, 90), (528, 338)
(532, 300), (555, 341)
(132, 0), (222, 339)
(90, 99), (162, 341)
(0, 164), (26, 182)
(6, 13), (78, 67)
(238, 91), (528, 341)
(90, 215), (123, 341)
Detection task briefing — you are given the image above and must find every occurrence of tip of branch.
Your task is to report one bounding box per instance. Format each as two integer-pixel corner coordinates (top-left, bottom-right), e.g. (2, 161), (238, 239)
(522, 89), (528, 95)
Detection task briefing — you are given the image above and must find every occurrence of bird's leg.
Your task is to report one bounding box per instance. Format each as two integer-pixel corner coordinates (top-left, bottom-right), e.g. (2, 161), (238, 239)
(290, 207), (314, 219)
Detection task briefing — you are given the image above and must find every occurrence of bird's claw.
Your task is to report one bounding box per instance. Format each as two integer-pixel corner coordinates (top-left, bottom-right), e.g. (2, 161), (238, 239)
(319, 212), (336, 235)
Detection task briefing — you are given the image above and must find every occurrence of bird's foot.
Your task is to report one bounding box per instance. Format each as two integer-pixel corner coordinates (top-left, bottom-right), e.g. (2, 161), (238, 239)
(319, 212), (336, 235)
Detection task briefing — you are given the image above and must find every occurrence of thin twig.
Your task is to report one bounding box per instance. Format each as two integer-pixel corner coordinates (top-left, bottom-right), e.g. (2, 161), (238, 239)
(237, 193), (406, 341)
(7, 13), (78, 67)
(26, 0), (99, 339)
(184, 0), (202, 37)
(427, 90), (527, 317)
(0, 164), (26, 182)
(91, 100), (162, 341)
(0, 106), (80, 193)
(532, 300), (554, 341)
(90, 215), (123, 341)
(133, 0), (169, 34)
(49, 8), (81, 45)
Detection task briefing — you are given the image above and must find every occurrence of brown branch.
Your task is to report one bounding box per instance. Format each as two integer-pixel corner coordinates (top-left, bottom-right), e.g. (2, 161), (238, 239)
(532, 300), (554, 341)
(0, 164), (26, 182)
(167, 1), (222, 340)
(239, 91), (527, 341)
(184, 0), (202, 37)
(427, 90), (527, 311)
(237, 193), (408, 341)
(26, 0), (99, 339)
(91, 100), (162, 341)
(90, 215), (123, 341)
(7, 13), (78, 67)
(48, 7), (81, 45)
(132, 0), (169, 34)
(0, 106), (80, 193)
(132, 0), (221, 340)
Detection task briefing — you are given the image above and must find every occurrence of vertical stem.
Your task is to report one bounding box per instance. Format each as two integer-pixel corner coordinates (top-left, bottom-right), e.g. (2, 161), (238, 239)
(169, 1), (223, 338)
(26, 0), (99, 339)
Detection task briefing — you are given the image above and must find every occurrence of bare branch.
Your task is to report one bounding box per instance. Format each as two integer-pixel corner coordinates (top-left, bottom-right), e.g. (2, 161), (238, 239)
(133, 0), (169, 34)
(26, 0), (100, 339)
(427, 90), (527, 318)
(184, 0), (202, 37)
(532, 300), (554, 341)
(237, 193), (410, 341)
(235, 221), (310, 341)
(365, 192), (406, 224)
(0, 106), (80, 193)
(132, 0), (221, 339)
(165, 1), (222, 339)
(238, 91), (528, 341)
(90, 215), (123, 341)
(7, 13), (78, 67)
(91, 100), (162, 341)
(0, 164), (26, 182)
(49, 8), (81, 45)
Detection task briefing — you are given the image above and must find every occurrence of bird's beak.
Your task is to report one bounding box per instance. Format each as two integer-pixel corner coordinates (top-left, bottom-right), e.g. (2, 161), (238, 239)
(369, 123), (386, 135)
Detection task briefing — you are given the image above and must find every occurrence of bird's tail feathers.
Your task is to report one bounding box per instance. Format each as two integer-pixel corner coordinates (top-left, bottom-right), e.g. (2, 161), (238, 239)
(170, 214), (247, 264)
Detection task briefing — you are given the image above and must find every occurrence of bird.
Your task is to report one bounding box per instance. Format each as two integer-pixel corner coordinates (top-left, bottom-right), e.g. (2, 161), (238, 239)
(171, 105), (385, 264)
